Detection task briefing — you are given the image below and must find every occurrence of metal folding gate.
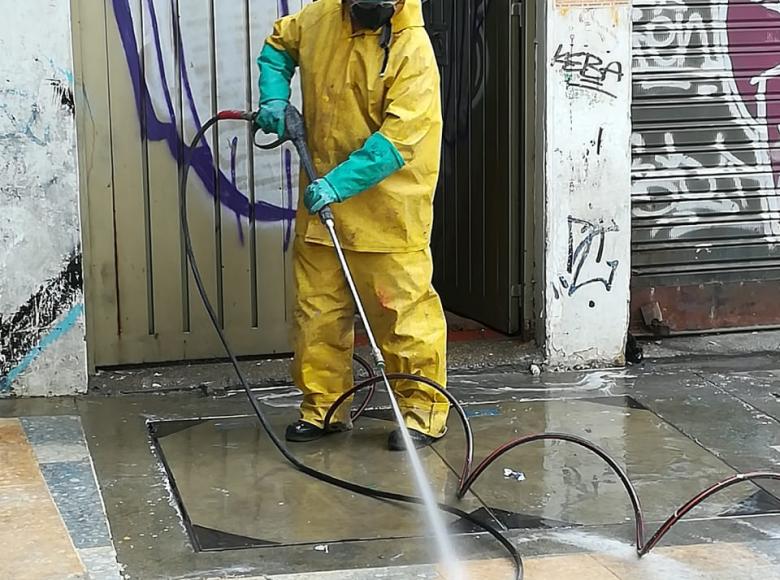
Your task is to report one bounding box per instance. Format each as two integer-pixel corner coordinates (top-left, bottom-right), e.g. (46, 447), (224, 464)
(631, 0), (780, 333)
(75, 0), (301, 366)
(75, 0), (525, 368)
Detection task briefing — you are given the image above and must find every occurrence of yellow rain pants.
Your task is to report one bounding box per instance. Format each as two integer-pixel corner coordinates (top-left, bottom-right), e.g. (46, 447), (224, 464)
(266, 0), (449, 435)
(291, 238), (449, 437)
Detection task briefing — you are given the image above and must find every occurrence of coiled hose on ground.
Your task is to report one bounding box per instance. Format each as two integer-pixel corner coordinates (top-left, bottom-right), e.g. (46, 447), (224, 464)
(180, 111), (780, 579)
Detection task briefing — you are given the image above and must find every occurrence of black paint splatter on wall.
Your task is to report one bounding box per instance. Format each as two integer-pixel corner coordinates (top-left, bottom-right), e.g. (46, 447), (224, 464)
(0, 252), (83, 377)
(48, 79), (75, 116)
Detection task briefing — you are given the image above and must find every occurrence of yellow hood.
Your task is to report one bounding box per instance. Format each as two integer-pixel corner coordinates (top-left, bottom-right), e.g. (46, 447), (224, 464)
(391, 0), (425, 30)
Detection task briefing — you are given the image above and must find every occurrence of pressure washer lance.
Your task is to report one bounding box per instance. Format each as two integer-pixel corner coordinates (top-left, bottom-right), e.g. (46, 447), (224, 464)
(198, 107), (471, 579)
(182, 108), (780, 579)
(182, 109), (523, 579)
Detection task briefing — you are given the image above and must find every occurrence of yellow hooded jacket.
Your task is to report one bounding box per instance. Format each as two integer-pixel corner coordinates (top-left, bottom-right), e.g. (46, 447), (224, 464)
(266, 0), (443, 253)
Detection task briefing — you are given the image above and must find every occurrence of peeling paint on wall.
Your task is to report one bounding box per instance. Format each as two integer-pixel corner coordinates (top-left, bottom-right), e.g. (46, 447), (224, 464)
(0, 1), (86, 396)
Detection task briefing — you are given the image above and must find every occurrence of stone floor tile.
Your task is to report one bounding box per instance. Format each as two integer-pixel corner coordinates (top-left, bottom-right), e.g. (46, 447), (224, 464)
(594, 542), (776, 580)
(78, 545), (123, 580)
(21, 416), (85, 447)
(0, 419), (42, 487)
(0, 484), (85, 579)
(40, 460), (112, 549)
(522, 553), (620, 580)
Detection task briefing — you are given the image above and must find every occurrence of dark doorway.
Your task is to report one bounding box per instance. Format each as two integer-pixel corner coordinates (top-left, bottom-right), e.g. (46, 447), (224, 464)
(423, 0), (524, 334)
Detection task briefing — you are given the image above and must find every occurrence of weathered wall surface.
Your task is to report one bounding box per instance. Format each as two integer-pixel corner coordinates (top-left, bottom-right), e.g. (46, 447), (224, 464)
(541, 1), (632, 367)
(0, 2), (86, 395)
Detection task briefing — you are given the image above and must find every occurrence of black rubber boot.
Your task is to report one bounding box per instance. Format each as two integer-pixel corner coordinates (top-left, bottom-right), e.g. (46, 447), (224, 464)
(387, 427), (439, 451)
(285, 420), (325, 442)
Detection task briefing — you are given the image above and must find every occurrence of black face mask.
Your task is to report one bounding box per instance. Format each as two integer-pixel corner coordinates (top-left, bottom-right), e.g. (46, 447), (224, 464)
(350, 2), (395, 31)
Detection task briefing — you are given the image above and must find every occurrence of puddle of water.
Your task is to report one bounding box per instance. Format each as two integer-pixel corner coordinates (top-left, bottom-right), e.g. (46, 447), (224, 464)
(148, 396), (780, 552)
(150, 413), (487, 550)
(433, 397), (779, 527)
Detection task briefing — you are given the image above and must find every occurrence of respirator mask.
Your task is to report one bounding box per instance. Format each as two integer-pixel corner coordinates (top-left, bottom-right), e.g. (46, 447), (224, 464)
(348, 0), (398, 31)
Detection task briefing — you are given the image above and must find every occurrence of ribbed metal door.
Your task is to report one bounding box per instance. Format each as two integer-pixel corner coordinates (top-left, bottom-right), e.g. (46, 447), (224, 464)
(631, 1), (780, 332)
(424, 0), (523, 334)
(76, 0), (304, 366)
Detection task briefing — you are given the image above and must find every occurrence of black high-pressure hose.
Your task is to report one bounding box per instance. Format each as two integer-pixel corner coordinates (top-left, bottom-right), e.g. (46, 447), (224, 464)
(180, 109), (780, 576)
(179, 109), (524, 579)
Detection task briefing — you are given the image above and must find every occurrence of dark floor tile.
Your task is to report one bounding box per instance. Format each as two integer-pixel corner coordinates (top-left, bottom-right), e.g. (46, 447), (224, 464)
(40, 461), (111, 549)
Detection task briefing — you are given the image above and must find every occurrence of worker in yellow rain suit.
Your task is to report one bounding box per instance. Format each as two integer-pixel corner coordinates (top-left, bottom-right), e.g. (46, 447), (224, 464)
(256, 0), (448, 450)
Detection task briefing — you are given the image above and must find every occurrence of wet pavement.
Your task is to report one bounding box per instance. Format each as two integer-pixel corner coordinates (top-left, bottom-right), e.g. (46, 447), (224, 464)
(152, 414), (488, 549)
(1, 351), (780, 578)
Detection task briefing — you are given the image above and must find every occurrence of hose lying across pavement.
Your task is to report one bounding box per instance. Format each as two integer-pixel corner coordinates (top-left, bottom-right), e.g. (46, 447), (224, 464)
(179, 112), (780, 579)
(180, 113), (525, 579)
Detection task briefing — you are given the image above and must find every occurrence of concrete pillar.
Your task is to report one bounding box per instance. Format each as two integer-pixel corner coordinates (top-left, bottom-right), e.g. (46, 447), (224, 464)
(0, 0), (86, 396)
(536, 1), (632, 368)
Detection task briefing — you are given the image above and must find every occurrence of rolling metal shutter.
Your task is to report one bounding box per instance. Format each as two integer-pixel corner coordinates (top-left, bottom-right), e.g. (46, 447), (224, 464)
(631, 0), (780, 333)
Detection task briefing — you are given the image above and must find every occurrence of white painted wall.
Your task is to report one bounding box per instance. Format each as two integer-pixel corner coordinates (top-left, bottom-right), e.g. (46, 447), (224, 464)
(0, 1), (86, 396)
(539, 1), (632, 368)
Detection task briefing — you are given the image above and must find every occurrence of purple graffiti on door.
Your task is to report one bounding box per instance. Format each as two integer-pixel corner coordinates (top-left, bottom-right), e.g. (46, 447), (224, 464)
(112, 0), (296, 248)
(728, 0), (780, 190)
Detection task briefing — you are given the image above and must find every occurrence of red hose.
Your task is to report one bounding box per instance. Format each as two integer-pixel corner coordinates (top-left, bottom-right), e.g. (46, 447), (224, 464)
(639, 471), (780, 555)
(325, 378), (779, 557)
(208, 108), (779, 567)
(324, 373), (475, 488)
(455, 433), (780, 556)
(217, 109), (255, 121)
(458, 433), (645, 551)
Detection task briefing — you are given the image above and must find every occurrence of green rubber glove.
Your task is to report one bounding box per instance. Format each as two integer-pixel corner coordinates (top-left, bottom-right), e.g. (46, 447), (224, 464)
(256, 100), (287, 137)
(305, 132), (404, 214)
(304, 178), (340, 214)
(256, 43), (296, 136)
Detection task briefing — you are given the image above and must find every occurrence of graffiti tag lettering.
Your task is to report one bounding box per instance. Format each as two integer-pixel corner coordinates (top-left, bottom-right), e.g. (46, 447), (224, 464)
(555, 216), (620, 299)
(553, 42), (624, 99)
